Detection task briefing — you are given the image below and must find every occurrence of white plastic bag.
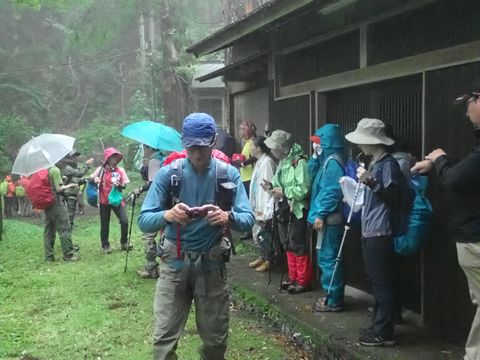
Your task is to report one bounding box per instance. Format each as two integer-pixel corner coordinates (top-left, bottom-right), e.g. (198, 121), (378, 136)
(339, 176), (365, 213)
(262, 197), (275, 221)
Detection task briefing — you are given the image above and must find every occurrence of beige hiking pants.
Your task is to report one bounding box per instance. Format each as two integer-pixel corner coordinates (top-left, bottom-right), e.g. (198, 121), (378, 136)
(457, 242), (480, 360)
(152, 243), (229, 360)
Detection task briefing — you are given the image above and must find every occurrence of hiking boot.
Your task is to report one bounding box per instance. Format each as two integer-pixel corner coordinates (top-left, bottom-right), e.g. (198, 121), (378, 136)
(103, 246), (112, 254)
(359, 329), (395, 347)
(313, 297), (343, 312)
(120, 243), (133, 251)
(288, 283), (311, 294)
(45, 257), (55, 263)
(256, 260), (270, 272)
(248, 258), (265, 268)
(63, 254), (80, 262)
(280, 280), (296, 290)
(359, 327), (374, 337)
(137, 269), (159, 279)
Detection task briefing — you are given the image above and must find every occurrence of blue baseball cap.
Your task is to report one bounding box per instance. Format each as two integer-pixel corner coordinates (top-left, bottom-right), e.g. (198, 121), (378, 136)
(182, 112), (217, 148)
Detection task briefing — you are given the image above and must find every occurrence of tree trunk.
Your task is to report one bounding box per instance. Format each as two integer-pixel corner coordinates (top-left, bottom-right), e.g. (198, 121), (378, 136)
(158, 0), (193, 129)
(139, 12), (146, 81)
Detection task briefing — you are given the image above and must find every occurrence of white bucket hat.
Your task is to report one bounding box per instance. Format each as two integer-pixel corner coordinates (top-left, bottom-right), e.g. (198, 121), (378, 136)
(345, 118), (395, 146)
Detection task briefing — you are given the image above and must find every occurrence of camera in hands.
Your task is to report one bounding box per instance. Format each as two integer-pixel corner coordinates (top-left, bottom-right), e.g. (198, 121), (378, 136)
(185, 205), (216, 219)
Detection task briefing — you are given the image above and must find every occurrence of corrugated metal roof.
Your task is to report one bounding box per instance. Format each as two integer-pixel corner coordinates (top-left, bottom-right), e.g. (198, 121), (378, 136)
(191, 62), (225, 88)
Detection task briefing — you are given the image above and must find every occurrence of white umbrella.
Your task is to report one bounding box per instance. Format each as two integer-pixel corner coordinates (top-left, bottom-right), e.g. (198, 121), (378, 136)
(12, 133), (75, 175)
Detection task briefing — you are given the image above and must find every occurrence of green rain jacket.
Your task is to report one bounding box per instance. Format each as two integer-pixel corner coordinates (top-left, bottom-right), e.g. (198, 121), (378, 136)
(62, 163), (90, 196)
(271, 143), (310, 219)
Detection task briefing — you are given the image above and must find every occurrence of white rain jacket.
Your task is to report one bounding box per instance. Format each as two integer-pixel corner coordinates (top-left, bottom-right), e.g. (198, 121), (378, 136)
(249, 154), (277, 221)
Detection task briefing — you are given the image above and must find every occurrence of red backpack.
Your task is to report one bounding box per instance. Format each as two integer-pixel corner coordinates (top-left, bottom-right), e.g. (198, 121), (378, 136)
(26, 169), (56, 209)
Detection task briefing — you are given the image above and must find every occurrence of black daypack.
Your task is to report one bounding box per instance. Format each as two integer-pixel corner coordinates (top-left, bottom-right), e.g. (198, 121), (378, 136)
(168, 158), (236, 211)
(165, 158), (237, 261)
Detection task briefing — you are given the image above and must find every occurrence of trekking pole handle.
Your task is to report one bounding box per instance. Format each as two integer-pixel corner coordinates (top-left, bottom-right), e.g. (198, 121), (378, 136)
(346, 179), (362, 225)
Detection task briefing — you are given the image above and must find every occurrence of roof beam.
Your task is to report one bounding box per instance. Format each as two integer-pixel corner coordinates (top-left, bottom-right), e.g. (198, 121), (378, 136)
(187, 0), (315, 57)
(196, 52), (268, 82)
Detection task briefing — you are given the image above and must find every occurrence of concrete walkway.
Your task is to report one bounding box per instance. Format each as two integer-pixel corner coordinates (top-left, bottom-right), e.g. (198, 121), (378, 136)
(228, 251), (465, 360)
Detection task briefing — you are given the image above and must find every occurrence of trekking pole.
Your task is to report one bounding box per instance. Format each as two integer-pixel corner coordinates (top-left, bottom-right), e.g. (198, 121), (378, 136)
(268, 201), (277, 286)
(323, 164), (364, 306)
(279, 213), (292, 293)
(124, 194), (137, 273)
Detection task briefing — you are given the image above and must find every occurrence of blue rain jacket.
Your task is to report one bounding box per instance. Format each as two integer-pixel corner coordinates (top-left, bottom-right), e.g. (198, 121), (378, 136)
(307, 124), (345, 224)
(138, 158), (254, 252)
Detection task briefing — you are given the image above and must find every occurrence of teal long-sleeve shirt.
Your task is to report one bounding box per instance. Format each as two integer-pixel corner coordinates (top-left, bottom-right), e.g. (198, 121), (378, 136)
(138, 158), (254, 252)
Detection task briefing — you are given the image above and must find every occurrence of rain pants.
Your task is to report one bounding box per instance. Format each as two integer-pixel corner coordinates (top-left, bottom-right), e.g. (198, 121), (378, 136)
(271, 143), (313, 286)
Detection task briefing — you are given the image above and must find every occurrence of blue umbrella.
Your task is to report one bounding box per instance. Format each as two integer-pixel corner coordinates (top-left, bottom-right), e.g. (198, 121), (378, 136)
(122, 120), (183, 152)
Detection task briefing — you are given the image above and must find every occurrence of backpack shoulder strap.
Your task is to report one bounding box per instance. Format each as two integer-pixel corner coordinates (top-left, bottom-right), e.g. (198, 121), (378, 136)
(46, 168), (58, 195)
(322, 154), (344, 173)
(215, 159), (229, 184)
(291, 155), (307, 168)
(170, 158), (184, 205)
(214, 159), (236, 211)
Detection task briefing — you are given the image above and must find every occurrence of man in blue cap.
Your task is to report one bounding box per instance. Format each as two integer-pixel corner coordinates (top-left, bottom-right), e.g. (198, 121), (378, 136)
(138, 112), (254, 360)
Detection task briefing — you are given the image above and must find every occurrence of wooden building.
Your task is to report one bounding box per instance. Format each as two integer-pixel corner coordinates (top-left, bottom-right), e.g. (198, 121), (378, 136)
(188, 0), (480, 341)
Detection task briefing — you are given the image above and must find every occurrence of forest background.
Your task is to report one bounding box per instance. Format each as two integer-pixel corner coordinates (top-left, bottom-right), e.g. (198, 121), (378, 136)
(0, 0), (230, 173)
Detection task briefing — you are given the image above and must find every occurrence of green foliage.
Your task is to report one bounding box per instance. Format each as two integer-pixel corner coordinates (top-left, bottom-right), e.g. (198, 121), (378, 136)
(0, 216), (289, 359)
(126, 90), (152, 121)
(12, 0), (68, 11)
(0, 114), (35, 173)
(75, 117), (130, 156)
(175, 63), (197, 83)
(2, 0), (225, 164)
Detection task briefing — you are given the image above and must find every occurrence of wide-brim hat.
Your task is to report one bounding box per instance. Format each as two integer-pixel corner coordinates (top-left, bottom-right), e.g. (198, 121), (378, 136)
(265, 129), (293, 150)
(345, 118), (395, 146)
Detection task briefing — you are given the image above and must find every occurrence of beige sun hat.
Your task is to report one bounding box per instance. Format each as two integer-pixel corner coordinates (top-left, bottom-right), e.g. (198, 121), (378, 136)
(264, 129), (293, 150)
(345, 118), (395, 146)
